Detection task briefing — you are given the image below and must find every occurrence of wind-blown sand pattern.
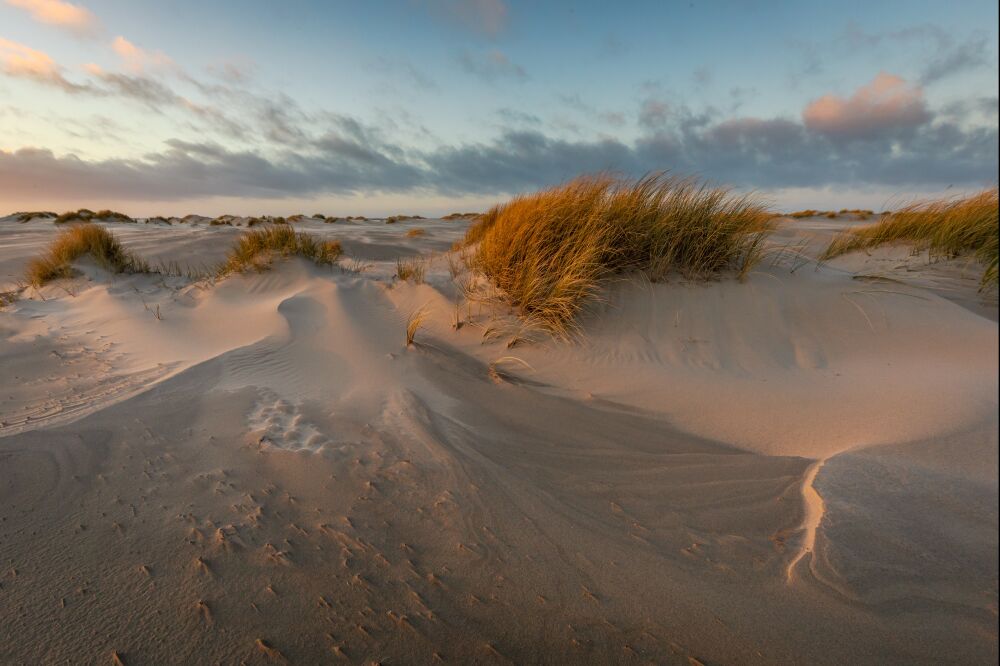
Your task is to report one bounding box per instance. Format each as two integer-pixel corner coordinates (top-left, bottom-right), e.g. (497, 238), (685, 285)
(1, 214), (997, 664)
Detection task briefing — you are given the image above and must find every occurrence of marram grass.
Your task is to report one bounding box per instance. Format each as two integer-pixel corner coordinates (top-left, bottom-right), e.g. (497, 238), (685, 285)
(219, 226), (343, 276)
(26, 224), (149, 286)
(823, 188), (998, 287)
(463, 173), (772, 336)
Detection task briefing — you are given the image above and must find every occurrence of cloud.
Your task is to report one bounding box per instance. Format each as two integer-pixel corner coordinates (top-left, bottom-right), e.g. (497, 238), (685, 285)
(803, 73), (930, 140)
(920, 34), (993, 85)
(0, 37), (90, 92)
(424, 0), (508, 37)
(638, 99), (671, 130)
(840, 22), (993, 86)
(2, 106), (995, 204)
(458, 49), (526, 82)
(4, 0), (97, 35)
(111, 36), (173, 74)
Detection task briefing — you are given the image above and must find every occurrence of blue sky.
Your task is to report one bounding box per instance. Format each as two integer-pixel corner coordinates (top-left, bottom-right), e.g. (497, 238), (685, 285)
(1, 0), (997, 215)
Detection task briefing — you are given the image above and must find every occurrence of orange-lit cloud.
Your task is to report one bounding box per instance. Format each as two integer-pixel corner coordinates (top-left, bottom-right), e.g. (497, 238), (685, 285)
(803, 73), (930, 139)
(111, 36), (173, 73)
(4, 0), (97, 35)
(0, 36), (87, 91)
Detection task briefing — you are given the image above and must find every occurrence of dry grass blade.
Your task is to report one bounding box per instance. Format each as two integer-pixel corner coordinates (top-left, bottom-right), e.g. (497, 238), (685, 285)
(488, 356), (534, 384)
(823, 188), (998, 288)
(25, 224), (149, 286)
(406, 303), (432, 346)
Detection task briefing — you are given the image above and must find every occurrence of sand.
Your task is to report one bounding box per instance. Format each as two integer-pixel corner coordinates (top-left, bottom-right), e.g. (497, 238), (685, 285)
(1, 213), (997, 664)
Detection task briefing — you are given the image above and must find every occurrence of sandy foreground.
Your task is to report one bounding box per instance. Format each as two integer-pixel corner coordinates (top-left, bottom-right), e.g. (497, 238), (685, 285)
(0, 214), (996, 664)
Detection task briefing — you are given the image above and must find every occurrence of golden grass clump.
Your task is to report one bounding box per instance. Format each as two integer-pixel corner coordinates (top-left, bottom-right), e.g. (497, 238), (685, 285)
(405, 228), (426, 238)
(26, 224), (149, 286)
(12, 210), (56, 222)
(396, 256), (426, 283)
(823, 188), (999, 286)
(54, 208), (133, 224)
(219, 226), (343, 276)
(464, 173), (771, 335)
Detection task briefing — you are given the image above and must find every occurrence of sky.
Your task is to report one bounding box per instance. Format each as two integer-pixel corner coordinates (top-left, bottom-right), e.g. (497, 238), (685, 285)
(1, 0), (997, 216)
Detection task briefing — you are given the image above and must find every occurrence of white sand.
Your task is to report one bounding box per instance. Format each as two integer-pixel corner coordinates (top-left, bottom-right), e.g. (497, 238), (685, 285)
(0, 213), (996, 664)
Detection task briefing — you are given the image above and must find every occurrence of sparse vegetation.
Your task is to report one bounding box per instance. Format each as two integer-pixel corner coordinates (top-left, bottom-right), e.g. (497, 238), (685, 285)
(463, 173), (771, 335)
(25, 224), (149, 286)
(11, 211), (57, 222)
(406, 228), (426, 238)
(55, 208), (134, 224)
(386, 214), (425, 224)
(395, 257), (426, 283)
(218, 226), (343, 276)
(442, 212), (481, 221)
(405, 304), (431, 346)
(823, 188), (999, 287)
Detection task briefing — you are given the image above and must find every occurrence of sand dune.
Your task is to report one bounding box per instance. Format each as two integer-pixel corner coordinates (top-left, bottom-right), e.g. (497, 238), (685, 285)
(0, 214), (996, 664)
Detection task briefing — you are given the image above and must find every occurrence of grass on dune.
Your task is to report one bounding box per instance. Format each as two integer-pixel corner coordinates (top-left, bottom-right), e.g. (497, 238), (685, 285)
(463, 173), (772, 335)
(396, 256), (426, 283)
(823, 188), (999, 287)
(54, 208), (134, 224)
(218, 226), (343, 276)
(26, 224), (149, 286)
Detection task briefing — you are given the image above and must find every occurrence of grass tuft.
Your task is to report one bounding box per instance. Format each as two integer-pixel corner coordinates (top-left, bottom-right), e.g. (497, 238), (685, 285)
(25, 224), (149, 286)
(405, 304), (431, 346)
(406, 228), (426, 238)
(54, 209), (133, 224)
(396, 257), (426, 283)
(218, 226), (343, 276)
(11, 211), (57, 222)
(823, 188), (998, 287)
(463, 172), (771, 336)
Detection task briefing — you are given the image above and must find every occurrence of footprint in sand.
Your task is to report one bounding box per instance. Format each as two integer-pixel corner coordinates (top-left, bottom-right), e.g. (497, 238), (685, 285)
(247, 391), (329, 452)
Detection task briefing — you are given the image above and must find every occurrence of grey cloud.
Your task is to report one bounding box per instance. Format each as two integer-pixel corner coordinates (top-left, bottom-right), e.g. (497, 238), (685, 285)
(458, 49), (527, 82)
(422, 0), (508, 37)
(920, 34), (993, 85)
(2, 100), (996, 203)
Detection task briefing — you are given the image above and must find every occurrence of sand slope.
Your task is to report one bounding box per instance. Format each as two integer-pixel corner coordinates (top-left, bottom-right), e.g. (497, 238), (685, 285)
(1, 214), (997, 664)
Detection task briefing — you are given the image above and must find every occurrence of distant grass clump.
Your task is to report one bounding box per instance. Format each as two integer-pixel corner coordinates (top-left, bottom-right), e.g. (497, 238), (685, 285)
(823, 188), (999, 287)
(386, 214), (425, 224)
(463, 173), (771, 335)
(406, 228), (426, 238)
(218, 226), (343, 276)
(26, 224), (149, 286)
(441, 212), (481, 221)
(12, 211), (57, 222)
(54, 209), (134, 224)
